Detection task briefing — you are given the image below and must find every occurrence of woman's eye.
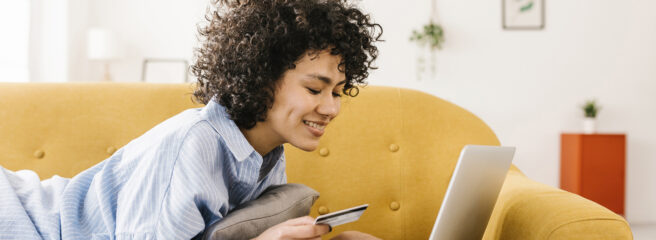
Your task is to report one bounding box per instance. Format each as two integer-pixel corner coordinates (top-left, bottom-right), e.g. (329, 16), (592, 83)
(307, 88), (342, 98)
(307, 88), (320, 95)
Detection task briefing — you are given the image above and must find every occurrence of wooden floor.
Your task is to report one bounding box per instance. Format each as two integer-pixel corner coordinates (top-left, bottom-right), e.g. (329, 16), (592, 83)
(631, 223), (656, 240)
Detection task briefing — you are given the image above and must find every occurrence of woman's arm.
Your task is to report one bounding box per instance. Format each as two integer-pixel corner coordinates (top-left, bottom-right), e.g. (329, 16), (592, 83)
(152, 122), (230, 239)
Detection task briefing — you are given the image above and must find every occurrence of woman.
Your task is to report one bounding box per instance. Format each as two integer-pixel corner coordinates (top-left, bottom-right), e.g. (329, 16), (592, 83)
(0, 0), (382, 239)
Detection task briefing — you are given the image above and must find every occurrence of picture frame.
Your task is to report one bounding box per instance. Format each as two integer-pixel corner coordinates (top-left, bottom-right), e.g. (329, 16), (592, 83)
(141, 58), (190, 83)
(502, 0), (545, 30)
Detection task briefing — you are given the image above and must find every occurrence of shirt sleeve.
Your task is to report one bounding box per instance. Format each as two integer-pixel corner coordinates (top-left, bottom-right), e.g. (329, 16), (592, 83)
(155, 122), (230, 239)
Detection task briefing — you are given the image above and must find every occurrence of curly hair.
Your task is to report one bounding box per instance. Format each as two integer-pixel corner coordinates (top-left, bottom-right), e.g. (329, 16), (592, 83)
(191, 0), (383, 130)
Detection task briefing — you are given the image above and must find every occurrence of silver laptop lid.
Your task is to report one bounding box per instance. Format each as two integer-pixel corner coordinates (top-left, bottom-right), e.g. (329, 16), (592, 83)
(429, 145), (516, 240)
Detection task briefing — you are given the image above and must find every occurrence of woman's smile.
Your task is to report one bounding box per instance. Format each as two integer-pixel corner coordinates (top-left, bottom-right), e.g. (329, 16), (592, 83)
(303, 120), (326, 137)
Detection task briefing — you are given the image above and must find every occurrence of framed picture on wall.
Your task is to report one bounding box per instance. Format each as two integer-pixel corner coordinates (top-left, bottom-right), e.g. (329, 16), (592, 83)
(502, 0), (545, 30)
(141, 58), (190, 83)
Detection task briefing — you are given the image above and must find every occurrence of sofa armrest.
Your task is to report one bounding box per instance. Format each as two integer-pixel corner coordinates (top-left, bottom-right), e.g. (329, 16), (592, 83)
(483, 168), (633, 240)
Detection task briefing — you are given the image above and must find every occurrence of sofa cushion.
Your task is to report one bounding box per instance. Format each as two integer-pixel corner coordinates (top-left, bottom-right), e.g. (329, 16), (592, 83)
(202, 183), (319, 240)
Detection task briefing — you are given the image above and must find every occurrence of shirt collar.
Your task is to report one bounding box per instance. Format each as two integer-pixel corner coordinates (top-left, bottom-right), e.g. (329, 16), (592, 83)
(200, 98), (255, 162)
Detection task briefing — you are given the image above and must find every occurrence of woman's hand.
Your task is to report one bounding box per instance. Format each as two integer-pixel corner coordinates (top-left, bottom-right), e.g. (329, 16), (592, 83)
(329, 231), (381, 240)
(252, 216), (331, 240)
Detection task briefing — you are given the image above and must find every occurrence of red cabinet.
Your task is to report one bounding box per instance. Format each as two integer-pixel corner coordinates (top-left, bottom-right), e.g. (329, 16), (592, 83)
(560, 133), (626, 215)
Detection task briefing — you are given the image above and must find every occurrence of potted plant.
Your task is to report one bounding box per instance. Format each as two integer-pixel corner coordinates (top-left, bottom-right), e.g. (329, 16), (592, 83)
(581, 99), (601, 134)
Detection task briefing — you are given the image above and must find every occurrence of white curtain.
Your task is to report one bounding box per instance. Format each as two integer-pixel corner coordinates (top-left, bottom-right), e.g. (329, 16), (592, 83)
(0, 2), (30, 82)
(30, 0), (69, 82)
(0, 0), (70, 83)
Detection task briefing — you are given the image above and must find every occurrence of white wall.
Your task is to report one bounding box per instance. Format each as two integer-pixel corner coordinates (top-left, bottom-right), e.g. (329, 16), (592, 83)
(79, 0), (208, 82)
(67, 0), (89, 83)
(73, 0), (656, 224)
(358, 0), (656, 224)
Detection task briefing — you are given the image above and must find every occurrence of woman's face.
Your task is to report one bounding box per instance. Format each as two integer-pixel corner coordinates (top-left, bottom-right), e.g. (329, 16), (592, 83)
(266, 49), (346, 151)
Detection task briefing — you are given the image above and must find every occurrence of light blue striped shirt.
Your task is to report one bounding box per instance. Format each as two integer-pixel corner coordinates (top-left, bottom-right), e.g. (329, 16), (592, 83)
(0, 99), (287, 239)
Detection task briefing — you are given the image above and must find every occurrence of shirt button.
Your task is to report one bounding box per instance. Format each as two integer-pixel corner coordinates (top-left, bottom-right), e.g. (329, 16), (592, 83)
(34, 150), (45, 159)
(319, 148), (329, 157)
(106, 146), (117, 155)
(390, 201), (400, 211)
(389, 144), (399, 152)
(318, 206), (329, 215)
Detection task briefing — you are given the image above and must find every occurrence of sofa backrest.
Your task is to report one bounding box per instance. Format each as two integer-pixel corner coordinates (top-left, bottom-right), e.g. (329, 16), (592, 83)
(284, 86), (503, 239)
(0, 82), (503, 239)
(0, 82), (201, 178)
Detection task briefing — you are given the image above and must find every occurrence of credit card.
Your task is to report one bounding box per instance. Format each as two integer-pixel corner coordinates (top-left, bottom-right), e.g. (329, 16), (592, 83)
(314, 204), (368, 227)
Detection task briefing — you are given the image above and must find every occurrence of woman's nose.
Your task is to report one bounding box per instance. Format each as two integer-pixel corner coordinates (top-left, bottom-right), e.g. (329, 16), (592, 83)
(317, 95), (339, 119)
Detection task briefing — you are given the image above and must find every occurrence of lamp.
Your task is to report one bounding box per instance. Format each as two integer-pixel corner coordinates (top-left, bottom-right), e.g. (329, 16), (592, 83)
(87, 28), (121, 81)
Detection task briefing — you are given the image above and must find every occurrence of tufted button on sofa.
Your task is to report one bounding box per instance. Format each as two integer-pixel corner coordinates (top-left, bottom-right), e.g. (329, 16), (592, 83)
(0, 83), (633, 239)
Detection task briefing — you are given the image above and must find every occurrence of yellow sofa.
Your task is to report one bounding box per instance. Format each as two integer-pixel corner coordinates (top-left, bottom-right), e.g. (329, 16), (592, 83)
(0, 82), (632, 239)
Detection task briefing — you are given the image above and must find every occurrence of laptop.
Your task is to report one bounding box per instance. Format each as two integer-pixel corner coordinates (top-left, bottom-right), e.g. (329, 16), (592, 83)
(429, 145), (516, 240)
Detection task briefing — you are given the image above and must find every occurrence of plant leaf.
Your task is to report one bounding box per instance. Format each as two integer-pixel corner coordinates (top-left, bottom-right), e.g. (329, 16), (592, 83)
(520, 1), (534, 12)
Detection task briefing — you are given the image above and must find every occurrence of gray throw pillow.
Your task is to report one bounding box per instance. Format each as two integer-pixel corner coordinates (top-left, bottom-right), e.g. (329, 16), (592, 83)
(202, 183), (319, 240)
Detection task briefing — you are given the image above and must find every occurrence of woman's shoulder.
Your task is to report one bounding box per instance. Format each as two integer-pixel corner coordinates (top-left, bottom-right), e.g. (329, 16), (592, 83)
(122, 108), (222, 155)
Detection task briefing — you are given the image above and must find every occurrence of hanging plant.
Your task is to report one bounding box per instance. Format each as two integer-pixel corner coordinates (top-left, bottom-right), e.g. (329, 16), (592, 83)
(411, 0), (444, 82)
(410, 20), (445, 50)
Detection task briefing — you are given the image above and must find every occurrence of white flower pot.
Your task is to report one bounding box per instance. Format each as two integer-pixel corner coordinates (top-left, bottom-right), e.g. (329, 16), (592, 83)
(583, 117), (596, 134)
